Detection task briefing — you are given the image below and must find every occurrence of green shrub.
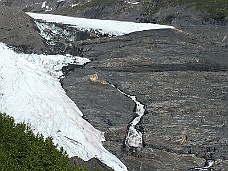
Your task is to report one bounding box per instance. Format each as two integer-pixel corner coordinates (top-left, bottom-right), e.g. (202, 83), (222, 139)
(0, 113), (109, 171)
(0, 113), (70, 170)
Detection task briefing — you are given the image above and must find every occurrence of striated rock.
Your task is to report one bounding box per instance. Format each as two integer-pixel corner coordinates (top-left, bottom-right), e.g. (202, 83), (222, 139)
(62, 26), (228, 170)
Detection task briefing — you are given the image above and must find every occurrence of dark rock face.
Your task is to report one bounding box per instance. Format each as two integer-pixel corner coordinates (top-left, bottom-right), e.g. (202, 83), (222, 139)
(62, 27), (228, 170)
(0, 4), (45, 54)
(59, 1), (143, 22)
(0, 0), (144, 22)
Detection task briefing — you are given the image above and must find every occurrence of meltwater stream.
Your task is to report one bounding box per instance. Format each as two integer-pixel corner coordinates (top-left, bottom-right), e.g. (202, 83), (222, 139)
(110, 84), (146, 148)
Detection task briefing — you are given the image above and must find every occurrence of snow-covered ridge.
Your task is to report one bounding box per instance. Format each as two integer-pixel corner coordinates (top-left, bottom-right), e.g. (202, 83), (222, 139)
(27, 13), (174, 36)
(0, 43), (127, 171)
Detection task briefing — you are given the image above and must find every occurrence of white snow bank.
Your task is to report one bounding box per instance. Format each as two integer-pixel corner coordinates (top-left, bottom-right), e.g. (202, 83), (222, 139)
(0, 43), (127, 171)
(27, 12), (174, 36)
(125, 1), (140, 5)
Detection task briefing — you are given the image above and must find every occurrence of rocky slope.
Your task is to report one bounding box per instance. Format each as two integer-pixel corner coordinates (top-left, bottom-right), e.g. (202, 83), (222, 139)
(0, 0), (142, 21)
(0, 4), (46, 54)
(0, 1), (228, 171)
(62, 27), (228, 171)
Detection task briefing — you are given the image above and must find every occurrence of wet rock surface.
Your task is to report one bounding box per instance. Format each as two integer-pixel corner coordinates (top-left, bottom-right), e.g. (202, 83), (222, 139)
(62, 26), (228, 170)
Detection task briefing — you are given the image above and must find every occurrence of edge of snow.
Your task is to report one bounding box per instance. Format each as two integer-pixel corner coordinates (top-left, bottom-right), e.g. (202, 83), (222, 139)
(27, 12), (174, 36)
(0, 43), (128, 171)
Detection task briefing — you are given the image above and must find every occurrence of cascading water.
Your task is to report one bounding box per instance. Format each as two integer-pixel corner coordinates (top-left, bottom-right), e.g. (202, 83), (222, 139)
(110, 84), (146, 148)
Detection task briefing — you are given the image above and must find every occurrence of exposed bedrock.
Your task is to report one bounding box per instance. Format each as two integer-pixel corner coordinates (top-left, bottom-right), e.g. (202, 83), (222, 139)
(62, 28), (228, 170)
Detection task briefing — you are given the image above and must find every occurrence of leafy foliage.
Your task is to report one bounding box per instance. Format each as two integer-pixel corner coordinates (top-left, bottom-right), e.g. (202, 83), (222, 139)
(0, 113), (110, 171)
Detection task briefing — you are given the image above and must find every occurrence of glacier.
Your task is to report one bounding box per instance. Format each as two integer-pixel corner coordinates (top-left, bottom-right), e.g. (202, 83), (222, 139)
(0, 43), (127, 171)
(0, 13), (175, 171)
(27, 12), (174, 36)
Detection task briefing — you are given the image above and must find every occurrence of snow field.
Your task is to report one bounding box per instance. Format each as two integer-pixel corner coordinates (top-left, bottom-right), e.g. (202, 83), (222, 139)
(0, 43), (127, 171)
(0, 13), (174, 171)
(27, 12), (174, 36)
